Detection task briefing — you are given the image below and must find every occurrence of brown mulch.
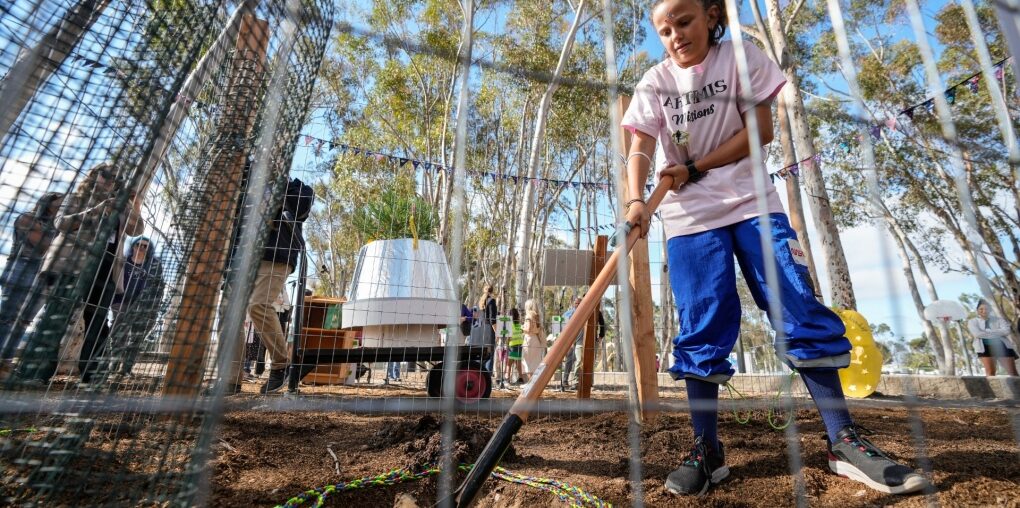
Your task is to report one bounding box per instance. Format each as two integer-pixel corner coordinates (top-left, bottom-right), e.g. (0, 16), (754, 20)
(208, 404), (1020, 507)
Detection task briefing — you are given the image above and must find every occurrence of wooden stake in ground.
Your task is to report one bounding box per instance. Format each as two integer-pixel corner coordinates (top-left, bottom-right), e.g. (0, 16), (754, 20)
(617, 96), (660, 422)
(577, 234), (607, 398)
(162, 15), (269, 397)
(453, 176), (676, 508)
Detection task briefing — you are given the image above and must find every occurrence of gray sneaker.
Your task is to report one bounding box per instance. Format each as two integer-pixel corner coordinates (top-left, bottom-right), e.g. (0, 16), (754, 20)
(665, 437), (729, 496)
(828, 426), (929, 494)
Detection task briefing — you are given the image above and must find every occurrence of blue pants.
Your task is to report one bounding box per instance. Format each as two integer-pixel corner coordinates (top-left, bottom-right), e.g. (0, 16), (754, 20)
(667, 214), (851, 383)
(387, 361), (401, 380)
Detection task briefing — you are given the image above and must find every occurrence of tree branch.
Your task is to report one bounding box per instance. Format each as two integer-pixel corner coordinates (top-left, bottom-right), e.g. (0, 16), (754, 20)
(783, 0), (808, 36)
(741, 24), (768, 46)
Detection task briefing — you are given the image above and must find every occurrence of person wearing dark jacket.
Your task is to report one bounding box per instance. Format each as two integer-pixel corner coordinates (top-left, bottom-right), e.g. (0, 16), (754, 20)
(225, 177), (313, 395)
(106, 236), (164, 378)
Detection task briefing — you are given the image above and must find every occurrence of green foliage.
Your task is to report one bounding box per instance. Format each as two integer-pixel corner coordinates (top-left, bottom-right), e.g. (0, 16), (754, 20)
(306, 0), (644, 304)
(905, 335), (936, 371)
(805, 0), (1019, 293)
(352, 184), (438, 242)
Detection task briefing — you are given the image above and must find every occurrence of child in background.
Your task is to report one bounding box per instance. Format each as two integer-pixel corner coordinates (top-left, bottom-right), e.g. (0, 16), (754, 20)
(507, 308), (526, 384)
(622, 0), (929, 496)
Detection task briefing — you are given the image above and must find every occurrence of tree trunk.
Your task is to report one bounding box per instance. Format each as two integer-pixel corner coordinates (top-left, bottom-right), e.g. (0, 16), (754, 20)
(776, 92), (822, 297)
(765, 0), (856, 309)
(882, 211), (951, 374)
(514, 0), (587, 306)
(0, 0), (112, 144)
(886, 212), (955, 369)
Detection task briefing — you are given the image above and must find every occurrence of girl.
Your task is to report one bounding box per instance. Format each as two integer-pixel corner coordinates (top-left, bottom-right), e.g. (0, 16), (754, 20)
(967, 299), (1018, 377)
(622, 0), (928, 496)
(522, 298), (545, 378)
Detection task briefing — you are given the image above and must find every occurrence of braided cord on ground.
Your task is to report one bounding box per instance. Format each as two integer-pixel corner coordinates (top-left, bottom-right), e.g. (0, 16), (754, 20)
(277, 463), (611, 508)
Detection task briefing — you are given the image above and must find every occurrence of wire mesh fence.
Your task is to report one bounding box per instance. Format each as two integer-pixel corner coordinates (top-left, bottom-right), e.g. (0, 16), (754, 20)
(0, 0), (1018, 507)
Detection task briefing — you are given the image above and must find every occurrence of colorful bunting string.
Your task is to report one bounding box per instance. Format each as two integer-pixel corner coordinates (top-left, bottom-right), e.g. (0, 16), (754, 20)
(895, 56), (1010, 122)
(837, 56), (1013, 149)
(768, 153), (822, 183)
(297, 136), (614, 193)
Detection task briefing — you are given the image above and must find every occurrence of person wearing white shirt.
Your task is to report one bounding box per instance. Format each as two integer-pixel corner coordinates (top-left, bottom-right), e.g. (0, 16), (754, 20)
(967, 299), (1018, 377)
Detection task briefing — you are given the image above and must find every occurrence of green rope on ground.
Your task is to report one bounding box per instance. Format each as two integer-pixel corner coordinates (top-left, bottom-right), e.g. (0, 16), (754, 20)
(767, 371), (797, 430)
(492, 466), (612, 507)
(0, 427), (38, 437)
(724, 371), (798, 430)
(276, 463), (612, 508)
(723, 383), (753, 424)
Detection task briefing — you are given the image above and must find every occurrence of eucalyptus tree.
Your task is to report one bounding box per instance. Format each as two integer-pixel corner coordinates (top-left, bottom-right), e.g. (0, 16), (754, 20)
(808, 1), (1020, 371)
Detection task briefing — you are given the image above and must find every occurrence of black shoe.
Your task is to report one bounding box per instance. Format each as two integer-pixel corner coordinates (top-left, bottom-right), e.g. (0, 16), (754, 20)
(260, 369), (287, 394)
(665, 436), (728, 496)
(203, 383), (243, 396)
(827, 425), (929, 494)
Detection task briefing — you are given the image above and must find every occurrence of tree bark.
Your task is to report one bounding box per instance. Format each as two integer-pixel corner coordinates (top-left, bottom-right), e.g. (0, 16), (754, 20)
(776, 92), (822, 297)
(514, 0), (587, 306)
(765, 0), (856, 309)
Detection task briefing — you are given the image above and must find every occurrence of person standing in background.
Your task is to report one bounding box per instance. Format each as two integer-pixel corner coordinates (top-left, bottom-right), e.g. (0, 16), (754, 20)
(507, 307), (525, 384)
(522, 299), (545, 379)
(560, 296), (584, 391)
(476, 284), (498, 371)
(0, 192), (64, 378)
(968, 299), (1019, 377)
(106, 236), (164, 379)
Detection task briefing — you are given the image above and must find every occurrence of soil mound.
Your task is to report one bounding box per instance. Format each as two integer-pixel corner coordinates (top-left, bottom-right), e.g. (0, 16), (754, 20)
(374, 414), (516, 470)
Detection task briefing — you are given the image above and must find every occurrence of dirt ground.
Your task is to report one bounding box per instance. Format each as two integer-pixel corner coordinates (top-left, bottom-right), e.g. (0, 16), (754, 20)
(209, 389), (1020, 508)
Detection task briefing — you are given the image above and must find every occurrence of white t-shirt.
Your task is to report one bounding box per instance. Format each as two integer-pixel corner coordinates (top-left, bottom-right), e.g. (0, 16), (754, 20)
(622, 41), (787, 239)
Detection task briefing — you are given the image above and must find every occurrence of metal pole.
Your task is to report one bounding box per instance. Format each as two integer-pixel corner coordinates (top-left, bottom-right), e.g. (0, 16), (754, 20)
(288, 251), (309, 393)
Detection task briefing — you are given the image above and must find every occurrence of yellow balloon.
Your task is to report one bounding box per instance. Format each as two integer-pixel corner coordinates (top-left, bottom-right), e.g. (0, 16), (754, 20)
(833, 309), (883, 398)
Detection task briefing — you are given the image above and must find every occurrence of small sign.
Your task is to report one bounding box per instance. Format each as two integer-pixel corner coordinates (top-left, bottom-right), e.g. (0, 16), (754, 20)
(550, 315), (564, 335)
(496, 315), (513, 338)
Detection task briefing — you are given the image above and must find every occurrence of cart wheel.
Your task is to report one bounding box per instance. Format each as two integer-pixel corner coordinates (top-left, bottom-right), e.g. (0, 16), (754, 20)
(425, 362), (492, 402)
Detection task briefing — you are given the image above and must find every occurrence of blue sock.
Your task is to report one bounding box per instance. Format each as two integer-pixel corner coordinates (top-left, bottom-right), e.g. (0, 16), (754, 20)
(799, 367), (854, 442)
(685, 378), (720, 451)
